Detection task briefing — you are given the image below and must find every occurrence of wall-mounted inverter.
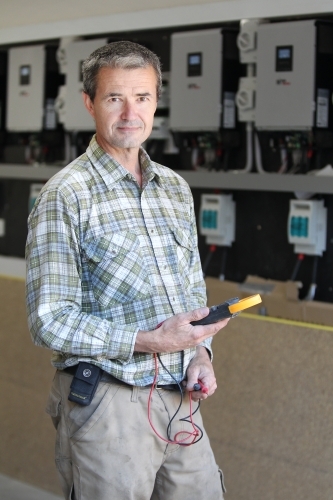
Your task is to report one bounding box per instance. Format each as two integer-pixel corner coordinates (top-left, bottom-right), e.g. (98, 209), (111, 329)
(59, 38), (107, 131)
(6, 45), (45, 132)
(255, 20), (333, 131)
(170, 29), (241, 132)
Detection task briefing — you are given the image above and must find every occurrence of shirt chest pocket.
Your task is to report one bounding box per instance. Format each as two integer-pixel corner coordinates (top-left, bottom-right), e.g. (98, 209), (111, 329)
(172, 227), (194, 288)
(83, 232), (150, 307)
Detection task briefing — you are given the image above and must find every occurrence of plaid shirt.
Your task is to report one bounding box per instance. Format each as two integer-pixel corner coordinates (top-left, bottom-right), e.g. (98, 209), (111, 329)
(26, 136), (210, 386)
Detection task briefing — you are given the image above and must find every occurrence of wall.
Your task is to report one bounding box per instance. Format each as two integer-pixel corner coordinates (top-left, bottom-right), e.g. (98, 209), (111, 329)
(1, 0), (333, 44)
(1, 0), (218, 28)
(0, 276), (60, 494)
(202, 313), (333, 500)
(2, 274), (333, 500)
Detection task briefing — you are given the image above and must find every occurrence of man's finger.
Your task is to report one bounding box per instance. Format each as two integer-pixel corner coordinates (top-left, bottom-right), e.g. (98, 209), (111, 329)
(187, 307), (210, 323)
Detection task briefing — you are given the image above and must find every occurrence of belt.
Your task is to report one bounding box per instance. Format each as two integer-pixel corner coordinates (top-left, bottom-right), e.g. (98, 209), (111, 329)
(63, 365), (179, 391)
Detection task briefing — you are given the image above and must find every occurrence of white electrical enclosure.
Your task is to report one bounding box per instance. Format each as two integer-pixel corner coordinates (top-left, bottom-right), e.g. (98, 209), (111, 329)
(237, 19), (267, 64)
(236, 76), (256, 122)
(256, 20), (318, 130)
(7, 45), (45, 132)
(199, 194), (235, 246)
(170, 29), (222, 132)
(288, 199), (327, 256)
(149, 117), (170, 140)
(61, 38), (107, 131)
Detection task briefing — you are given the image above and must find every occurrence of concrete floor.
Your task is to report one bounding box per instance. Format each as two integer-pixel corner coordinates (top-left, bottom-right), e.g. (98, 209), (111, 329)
(0, 473), (62, 500)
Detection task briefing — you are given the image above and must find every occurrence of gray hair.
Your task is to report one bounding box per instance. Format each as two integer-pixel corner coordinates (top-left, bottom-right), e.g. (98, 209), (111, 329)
(82, 40), (162, 101)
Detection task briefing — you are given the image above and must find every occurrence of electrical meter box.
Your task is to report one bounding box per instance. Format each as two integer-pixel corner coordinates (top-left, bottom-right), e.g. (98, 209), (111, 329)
(256, 20), (333, 130)
(170, 29), (241, 132)
(6, 45), (45, 132)
(199, 194), (235, 246)
(287, 199), (327, 256)
(61, 38), (107, 131)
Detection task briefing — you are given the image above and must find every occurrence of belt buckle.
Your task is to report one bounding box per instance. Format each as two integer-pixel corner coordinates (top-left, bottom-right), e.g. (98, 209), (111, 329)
(156, 384), (177, 391)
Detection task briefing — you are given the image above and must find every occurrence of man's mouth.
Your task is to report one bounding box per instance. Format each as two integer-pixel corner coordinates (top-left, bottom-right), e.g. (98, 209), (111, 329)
(116, 122), (143, 133)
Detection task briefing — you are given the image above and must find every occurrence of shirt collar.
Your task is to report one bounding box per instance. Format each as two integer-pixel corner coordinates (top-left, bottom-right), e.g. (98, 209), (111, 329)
(86, 135), (162, 188)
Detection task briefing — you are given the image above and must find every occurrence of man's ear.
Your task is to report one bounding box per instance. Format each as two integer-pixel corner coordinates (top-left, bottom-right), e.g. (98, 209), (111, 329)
(82, 92), (95, 118)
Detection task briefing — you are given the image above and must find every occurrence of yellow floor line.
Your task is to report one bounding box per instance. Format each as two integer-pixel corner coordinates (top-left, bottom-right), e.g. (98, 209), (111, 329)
(240, 312), (333, 332)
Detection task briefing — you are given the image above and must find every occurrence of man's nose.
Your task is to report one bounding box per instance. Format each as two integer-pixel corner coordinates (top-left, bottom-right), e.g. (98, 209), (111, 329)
(121, 100), (137, 120)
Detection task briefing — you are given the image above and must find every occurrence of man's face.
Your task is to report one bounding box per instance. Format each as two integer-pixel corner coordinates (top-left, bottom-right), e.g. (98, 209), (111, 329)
(83, 66), (157, 154)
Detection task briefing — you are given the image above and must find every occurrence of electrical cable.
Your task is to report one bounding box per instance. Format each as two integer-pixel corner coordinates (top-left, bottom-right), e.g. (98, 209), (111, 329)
(290, 253), (304, 281)
(219, 247), (228, 281)
(304, 255), (318, 301)
(147, 352), (203, 446)
(230, 121), (253, 173)
(202, 244), (216, 277)
(311, 255), (319, 285)
(157, 354), (203, 444)
(278, 146), (288, 174)
(254, 131), (268, 174)
(157, 353), (185, 441)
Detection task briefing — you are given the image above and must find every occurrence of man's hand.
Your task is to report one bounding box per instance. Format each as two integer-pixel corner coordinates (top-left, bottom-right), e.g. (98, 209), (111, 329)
(184, 346), (217, 402)
(134, 307), (229, 354)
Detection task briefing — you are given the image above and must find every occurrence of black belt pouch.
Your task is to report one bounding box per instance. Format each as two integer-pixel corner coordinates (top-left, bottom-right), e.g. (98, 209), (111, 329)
(68, 362), (102, 406)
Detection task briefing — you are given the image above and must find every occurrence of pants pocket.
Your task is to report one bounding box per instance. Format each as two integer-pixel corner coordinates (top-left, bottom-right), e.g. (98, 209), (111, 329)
(69, 382), (119, 442)
(45, 381), (62, 429)
(218, 468), (227, 494)
(55, 457), (73, 500)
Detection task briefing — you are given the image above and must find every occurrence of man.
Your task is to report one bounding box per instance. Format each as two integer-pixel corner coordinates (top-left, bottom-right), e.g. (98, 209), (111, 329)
(26, 41), (228, 500)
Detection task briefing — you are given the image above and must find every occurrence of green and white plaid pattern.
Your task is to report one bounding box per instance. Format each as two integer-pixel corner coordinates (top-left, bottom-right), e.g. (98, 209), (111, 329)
(26, 136), (210, 386)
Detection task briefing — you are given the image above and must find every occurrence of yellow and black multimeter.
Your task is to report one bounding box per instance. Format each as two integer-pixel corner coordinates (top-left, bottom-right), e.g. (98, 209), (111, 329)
(190, 294), (262, 326)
